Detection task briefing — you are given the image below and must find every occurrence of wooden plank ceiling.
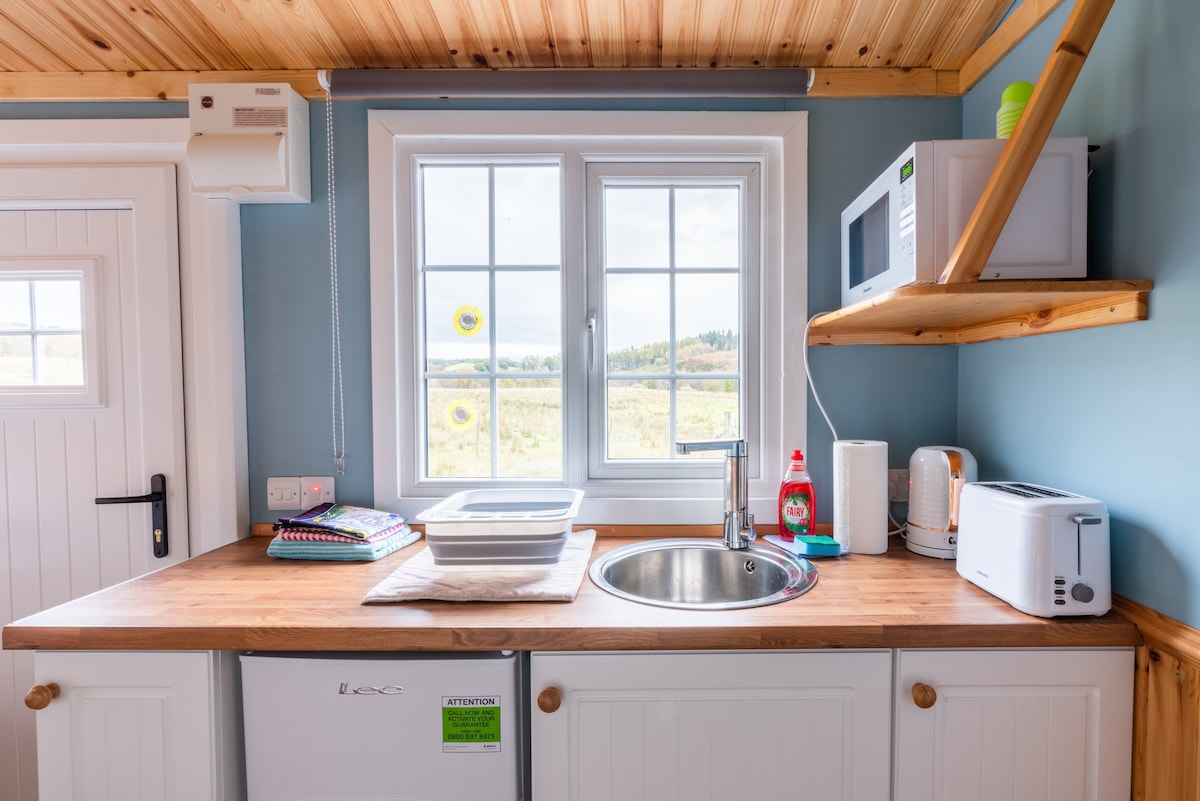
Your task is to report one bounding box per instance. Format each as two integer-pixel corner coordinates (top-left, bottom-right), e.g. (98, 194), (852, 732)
(0, 0), (1051, 100)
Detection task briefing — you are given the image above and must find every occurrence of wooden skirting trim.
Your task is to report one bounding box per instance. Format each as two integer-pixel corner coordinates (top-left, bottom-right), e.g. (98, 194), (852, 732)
(1112, 596), (1200, 801)
(1114, 596), (1200, 663)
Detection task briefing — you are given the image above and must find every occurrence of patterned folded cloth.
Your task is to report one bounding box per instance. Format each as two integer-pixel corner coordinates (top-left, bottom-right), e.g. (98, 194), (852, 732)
(267, 526), (421, 561)
(276, 521), (409, 544)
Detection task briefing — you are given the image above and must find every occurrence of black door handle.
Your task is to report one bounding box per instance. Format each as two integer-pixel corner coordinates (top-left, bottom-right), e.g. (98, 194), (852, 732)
(95, 474), (169, 558)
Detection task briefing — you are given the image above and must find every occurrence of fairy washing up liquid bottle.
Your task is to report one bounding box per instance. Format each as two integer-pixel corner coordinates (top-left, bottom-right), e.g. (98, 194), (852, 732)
(778, 449), (815, 542)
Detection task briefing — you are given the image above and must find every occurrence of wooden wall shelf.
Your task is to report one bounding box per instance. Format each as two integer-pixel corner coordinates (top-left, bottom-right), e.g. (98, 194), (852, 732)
(807, 279), (1152, 346)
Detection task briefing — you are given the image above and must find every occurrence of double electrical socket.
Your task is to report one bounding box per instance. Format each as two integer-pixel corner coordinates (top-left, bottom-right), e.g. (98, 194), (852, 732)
(266, 476), (335, 510)
(888, 469), (909, 503)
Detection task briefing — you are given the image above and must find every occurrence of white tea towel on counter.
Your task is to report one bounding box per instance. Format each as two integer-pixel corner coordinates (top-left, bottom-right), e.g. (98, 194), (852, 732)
(362, 529), (596, 604)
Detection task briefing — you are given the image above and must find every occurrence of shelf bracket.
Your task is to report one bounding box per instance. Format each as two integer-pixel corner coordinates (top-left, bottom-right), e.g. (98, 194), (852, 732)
(939, 0), (1115, 285)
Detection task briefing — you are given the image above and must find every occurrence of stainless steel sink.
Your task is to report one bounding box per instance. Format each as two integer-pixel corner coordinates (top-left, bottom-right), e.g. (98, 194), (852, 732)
(588, 538), (818, 610)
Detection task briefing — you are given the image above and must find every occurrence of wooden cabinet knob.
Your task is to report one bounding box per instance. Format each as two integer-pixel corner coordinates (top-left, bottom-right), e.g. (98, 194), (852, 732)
(24, 683), (60, 711)
(537, 687), (562, 713)
(911, 682), (937, 709)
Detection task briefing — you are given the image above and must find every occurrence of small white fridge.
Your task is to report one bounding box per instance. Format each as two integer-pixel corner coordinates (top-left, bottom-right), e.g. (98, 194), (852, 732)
(241, 651), (524, 801)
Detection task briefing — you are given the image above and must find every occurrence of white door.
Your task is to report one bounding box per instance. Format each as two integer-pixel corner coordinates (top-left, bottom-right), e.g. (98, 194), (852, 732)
(0, 164), (188, 801)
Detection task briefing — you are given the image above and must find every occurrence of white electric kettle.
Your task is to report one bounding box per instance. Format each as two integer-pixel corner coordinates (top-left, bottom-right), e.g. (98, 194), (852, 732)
(906, 446), (977, 559)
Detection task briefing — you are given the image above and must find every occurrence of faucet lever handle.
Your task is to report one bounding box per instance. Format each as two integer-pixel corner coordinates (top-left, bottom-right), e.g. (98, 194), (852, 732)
(675, 438), (747, 456)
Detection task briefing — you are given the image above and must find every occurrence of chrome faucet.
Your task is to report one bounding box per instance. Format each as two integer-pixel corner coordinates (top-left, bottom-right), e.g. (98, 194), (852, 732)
(676, 438), (756, 550)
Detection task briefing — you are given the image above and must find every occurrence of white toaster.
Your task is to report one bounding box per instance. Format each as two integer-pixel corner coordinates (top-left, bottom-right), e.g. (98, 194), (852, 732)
(955, 482), (1111, 618)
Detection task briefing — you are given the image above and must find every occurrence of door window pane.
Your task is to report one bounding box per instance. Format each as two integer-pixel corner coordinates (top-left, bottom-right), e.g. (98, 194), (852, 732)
(0, 335), (33, 385)
(0, 278), (85, 387)
(34, 281), (82, 329)
(0, 280), (31, 327)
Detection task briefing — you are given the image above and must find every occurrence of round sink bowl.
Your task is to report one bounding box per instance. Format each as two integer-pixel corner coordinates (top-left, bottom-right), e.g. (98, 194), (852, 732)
(588, 538), (818, 610)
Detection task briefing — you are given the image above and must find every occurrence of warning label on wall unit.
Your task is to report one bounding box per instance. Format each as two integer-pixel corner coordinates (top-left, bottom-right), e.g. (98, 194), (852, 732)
(232, 106), (288, 128)
(442, 696), (501, 753)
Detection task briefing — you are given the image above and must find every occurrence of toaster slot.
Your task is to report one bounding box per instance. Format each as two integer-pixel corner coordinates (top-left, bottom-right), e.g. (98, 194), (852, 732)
(988, 483), (1076, 499)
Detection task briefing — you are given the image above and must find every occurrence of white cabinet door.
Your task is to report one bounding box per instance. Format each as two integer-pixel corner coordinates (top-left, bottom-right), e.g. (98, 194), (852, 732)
(531, 650), (892, 801)
(894, 648), (1133, 801)
(31, 651), (233, 801)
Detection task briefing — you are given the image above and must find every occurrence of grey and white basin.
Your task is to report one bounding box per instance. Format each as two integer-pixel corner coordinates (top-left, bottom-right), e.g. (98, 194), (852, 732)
(588, 538), (818, 610)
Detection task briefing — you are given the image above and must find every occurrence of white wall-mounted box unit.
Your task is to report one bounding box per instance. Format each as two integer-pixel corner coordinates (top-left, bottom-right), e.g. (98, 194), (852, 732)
(187, 83), (310, 203)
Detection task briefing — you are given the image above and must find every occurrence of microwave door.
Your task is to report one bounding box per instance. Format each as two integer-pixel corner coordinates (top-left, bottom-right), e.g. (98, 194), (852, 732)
(848, 193), (889, 297)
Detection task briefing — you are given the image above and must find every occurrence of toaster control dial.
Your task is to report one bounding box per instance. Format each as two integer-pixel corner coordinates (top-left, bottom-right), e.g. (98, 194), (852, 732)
(1071, 583), (1095, 603)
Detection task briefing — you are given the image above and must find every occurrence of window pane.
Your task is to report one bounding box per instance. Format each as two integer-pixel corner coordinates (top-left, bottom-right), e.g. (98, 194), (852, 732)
(676, 379), (739, 441)
(0, 335), (33, 385)
(604, 187), (669, 269)
(607, 379), (671, 459)
(676, 273), (739, 374)
(425, 272), (490, 369)
(495, 166), (560, 266)
(605, 273), (669, 370)
(497, 379), (562, 476)
(496, 271), (560, 372)
(0, 281), (31, 328)
(675, 187), (740, 270)
(36, 333), (84, 385)
(423, 166), (489, 266)
(427, 378), (491, 478)
(34, 280), (82, 330)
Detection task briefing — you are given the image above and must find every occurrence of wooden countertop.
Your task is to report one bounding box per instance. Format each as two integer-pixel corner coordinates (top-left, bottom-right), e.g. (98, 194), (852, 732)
(2, 533), (1140, 652)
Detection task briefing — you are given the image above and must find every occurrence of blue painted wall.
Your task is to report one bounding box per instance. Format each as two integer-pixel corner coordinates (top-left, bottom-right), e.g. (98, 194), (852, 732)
(960, 0), (1200, 625)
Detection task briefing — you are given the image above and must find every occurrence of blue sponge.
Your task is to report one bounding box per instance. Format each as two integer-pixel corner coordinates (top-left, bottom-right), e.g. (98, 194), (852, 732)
(764, 533), (842, 557)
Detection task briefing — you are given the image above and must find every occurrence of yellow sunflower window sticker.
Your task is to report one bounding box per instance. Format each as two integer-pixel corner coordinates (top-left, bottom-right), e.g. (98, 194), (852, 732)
(445, 401), (477, 430)
(453, 305), (483, 337)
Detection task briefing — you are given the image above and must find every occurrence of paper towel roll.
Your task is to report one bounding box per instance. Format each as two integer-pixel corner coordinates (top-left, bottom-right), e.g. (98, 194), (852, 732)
(833, 440), (888, 555)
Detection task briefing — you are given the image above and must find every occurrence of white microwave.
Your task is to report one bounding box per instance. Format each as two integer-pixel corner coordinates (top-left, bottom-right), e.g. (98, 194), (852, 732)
(840, 137), (1087, 308)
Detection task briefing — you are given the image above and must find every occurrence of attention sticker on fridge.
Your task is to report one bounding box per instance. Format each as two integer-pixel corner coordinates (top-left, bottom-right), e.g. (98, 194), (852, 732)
(442, 696), (502, 753)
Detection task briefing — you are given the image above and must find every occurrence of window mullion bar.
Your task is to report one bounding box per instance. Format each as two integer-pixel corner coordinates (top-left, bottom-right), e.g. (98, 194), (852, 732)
(27, 283), (39, 385)
(488, 164), (500, 479)
(667, 187), (677, 457)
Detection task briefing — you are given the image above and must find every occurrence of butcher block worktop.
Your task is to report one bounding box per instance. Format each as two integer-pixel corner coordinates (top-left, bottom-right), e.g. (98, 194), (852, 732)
(2, 533), (1139, 652)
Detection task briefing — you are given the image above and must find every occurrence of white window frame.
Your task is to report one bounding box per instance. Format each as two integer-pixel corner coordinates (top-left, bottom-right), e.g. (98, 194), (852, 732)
(368, 110), (808, 525)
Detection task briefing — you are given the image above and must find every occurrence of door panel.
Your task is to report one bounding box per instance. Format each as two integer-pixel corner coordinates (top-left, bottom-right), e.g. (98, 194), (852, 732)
(0, 166), (188, 801)
(531, 650), (893, 801)
(894, 649), (1134, 801)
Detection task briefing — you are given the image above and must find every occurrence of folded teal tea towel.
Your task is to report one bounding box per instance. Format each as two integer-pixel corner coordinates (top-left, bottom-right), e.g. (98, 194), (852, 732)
(267, 526), (421, 561)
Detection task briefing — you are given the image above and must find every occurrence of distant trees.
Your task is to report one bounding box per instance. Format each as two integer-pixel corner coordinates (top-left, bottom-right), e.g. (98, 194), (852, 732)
(427, 329), (737, 384)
